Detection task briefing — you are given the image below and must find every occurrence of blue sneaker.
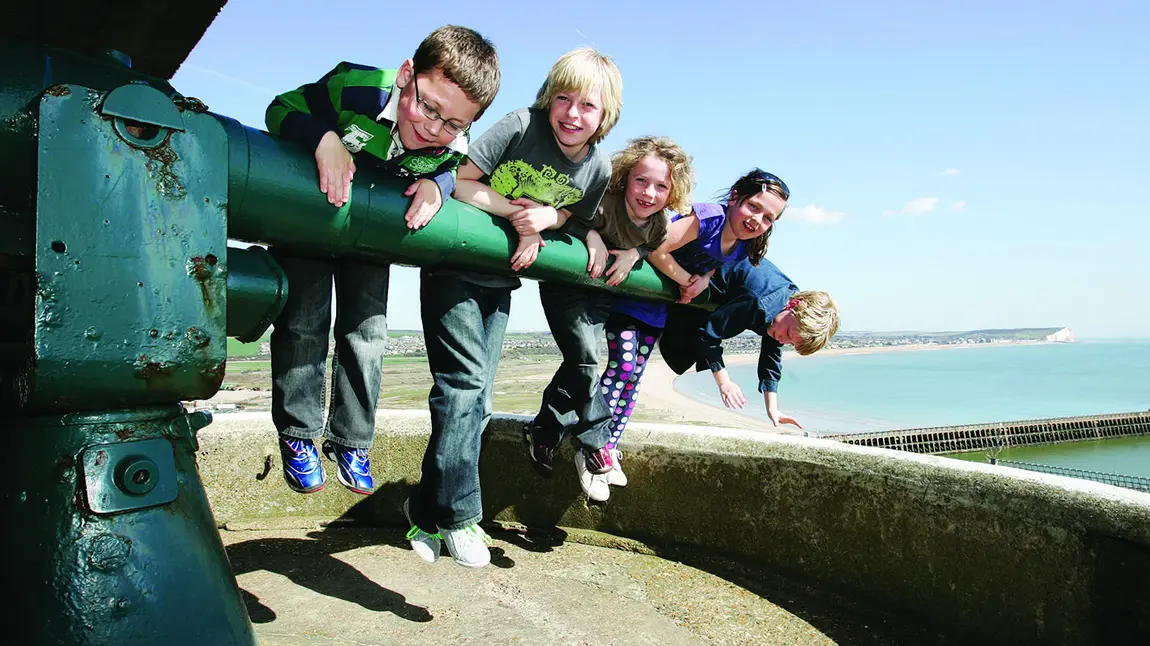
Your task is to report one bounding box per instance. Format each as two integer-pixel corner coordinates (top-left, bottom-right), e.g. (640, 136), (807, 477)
(322, 441), (374, 495)
(279, 437), (324, 494)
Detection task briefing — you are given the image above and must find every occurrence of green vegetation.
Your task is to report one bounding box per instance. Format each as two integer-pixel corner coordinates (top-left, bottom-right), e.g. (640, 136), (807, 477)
(227, 337), (265, 357)
(213, 352), (674, 422)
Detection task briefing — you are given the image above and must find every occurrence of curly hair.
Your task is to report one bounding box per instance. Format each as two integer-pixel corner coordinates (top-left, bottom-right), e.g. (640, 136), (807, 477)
(606, 136), (695, 214)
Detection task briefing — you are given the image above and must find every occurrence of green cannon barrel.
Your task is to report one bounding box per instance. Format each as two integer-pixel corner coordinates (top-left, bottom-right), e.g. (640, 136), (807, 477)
(218, 115), (699, 304)
(225, 245), (288, 343)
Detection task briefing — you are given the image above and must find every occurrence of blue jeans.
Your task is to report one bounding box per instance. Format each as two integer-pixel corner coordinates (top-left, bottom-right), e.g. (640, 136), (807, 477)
(409, 270), (511, 532)
(532, 282), (612, 452)
(269, 250), (389, 450)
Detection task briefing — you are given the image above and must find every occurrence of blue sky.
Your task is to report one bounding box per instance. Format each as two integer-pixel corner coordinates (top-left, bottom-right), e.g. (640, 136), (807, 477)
(174, 0), (1149, 337)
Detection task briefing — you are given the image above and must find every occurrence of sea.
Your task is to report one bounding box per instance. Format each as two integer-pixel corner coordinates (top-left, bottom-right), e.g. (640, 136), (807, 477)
(675, 339), (1150, 476)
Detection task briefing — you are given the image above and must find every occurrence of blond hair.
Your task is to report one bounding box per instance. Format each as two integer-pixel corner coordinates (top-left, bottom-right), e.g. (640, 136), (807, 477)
(791, 291), (839, 356)
(532, 48), (623, 145)
(607, 137), (695, 214)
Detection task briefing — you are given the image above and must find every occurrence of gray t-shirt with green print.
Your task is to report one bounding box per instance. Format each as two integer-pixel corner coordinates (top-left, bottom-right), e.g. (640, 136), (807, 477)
(440, 108), (610, 289)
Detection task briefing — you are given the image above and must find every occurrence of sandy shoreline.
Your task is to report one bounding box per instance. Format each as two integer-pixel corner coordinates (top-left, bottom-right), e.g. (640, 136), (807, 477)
(637, 341), (1056, 435)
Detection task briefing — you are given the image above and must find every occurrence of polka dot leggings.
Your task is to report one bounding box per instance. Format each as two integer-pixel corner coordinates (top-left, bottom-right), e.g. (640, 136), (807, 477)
(600, 318), (662, 450)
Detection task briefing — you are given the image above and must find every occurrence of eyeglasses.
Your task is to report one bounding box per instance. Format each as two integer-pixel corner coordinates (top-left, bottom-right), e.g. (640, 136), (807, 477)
(410, 76), (470, 137)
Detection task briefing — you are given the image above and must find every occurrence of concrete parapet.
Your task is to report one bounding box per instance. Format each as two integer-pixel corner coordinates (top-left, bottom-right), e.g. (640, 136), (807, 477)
(200, 412), (1150, 646)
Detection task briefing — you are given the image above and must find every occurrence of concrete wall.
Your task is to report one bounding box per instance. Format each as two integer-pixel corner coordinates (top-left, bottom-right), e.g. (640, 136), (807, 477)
(199, 411), (1150, 646)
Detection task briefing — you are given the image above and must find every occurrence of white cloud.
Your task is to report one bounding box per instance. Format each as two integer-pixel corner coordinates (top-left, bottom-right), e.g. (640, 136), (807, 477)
(787, 204), (845, 225)
(883, 197), (940, 217)
(951, 201), (967, 212)
(942, 168), (960, 176)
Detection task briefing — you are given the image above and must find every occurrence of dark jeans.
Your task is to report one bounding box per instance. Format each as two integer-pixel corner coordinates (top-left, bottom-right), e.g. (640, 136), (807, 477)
(270, 250), (389, 450)
(409, 270), (511, 532)
(532, 282), (612, 452)
(659, 304), (712, 375)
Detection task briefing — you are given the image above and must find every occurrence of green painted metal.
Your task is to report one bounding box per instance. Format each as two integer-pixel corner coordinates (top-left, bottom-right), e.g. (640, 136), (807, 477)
(0, 43), (189, 411)
(102, 83), (187, 132)
(4, 405), (256, 645)
(219, 115), (709, 304)
(0, 41), (180, 225)
(80, 437), (179, 514)
(225, 245), (289, 343)
(0, 32), (256, 646)
(31, 83), (229, 411)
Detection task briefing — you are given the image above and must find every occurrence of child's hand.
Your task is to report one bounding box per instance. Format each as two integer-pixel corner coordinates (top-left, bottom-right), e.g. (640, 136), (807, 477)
(767, 406), (803, 429)
(605, 249), (641, 286)
(509, 198), (559, 235)
(403, 179), (442, 230)
(511, 233), (545, 271)
(718, 381), (748, 409)
(315, 131), (355, 207)
(677, 273), (712, 304)
(585, 230), (607, 279)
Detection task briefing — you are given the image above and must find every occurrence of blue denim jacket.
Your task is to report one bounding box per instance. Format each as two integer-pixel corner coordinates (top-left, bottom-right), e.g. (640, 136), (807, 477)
(662, 258), (798, 393)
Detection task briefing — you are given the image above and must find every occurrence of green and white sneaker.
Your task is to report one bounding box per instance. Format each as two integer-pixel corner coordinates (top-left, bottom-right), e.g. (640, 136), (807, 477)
(403, 498), (442, 563)
(440, 524), (493, 568)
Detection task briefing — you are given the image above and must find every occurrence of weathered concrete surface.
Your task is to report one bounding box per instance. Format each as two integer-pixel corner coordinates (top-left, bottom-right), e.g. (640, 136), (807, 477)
(201, 412), (1150, 646)
(222, 525), (954, 645)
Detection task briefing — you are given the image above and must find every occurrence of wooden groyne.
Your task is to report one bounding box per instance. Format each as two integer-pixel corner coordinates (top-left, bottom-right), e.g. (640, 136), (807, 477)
(823, 411), (1150, 455)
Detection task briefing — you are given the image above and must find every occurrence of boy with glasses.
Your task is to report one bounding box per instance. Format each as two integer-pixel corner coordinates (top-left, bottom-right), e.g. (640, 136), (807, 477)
(264, 26), (500, 496)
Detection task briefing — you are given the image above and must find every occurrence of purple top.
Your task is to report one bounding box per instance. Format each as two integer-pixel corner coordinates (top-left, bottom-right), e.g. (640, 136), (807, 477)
(611, 202), (749, 328)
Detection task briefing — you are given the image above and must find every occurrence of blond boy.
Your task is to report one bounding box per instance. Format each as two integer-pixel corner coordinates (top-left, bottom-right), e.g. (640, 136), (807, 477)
(404, 48), (622, 568)
(661, 258), (840, 428)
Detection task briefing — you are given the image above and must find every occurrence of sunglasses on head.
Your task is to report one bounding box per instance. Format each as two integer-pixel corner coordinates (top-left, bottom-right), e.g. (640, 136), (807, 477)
(757, 172), (790, 201)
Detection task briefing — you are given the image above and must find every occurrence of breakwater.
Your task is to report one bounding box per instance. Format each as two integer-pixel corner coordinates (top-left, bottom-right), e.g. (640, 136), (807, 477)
(823, 410), (1150, 455)
(994, 460), (1150, 493)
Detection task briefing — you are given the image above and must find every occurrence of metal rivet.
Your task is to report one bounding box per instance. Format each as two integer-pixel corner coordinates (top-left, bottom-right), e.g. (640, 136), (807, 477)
(115, 457), (158, 495)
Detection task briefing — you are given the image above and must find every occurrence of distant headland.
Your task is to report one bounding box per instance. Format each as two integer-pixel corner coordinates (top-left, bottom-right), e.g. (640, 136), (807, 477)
(814, 326), (1076, 352)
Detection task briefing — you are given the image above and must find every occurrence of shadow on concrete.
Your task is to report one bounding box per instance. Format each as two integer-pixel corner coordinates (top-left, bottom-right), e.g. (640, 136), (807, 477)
(654, 543), (963, 646)
(225, 482), (434, 624)
(477, 439), (965, 646)
(491, 524), (570, 554)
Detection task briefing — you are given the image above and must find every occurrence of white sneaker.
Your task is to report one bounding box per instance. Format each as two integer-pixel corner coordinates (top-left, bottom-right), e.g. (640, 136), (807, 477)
(440, 524), (492, 568)
(574, 450), (611, 502)
(403, 498), (441, 563)
(606, 448), (628, 487)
